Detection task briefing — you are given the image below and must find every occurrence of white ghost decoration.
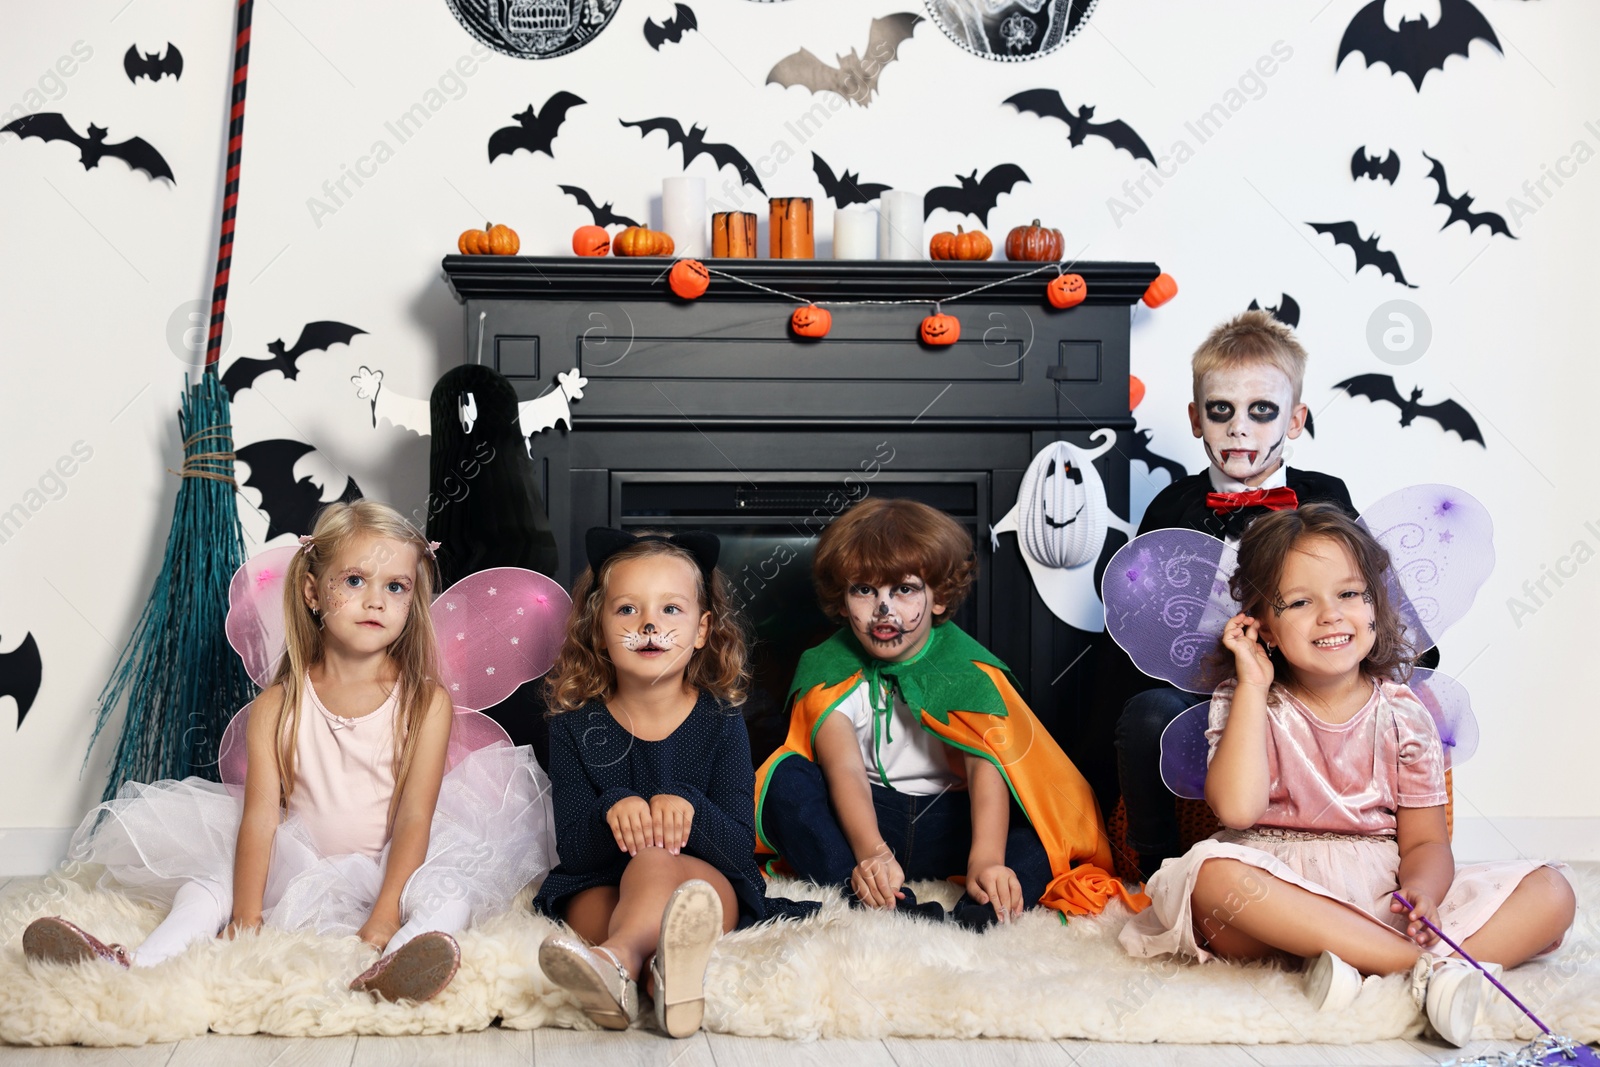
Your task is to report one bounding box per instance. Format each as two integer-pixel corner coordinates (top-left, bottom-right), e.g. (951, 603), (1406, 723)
(990, 430), (1134, 632)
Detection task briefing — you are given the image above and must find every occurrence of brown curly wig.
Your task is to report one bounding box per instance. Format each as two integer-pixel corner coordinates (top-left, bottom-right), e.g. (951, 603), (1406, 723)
(813, 497), (975, 624)
(544, 532), (750, 712)
(1227, 503), (1415, 685)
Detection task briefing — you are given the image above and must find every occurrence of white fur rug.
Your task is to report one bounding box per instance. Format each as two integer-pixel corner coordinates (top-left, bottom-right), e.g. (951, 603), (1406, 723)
(2, 863), (1597, 1047)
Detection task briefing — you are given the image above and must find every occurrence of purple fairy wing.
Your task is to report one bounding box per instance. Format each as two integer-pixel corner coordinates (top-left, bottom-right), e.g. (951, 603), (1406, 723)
(431, 567), (572, 714)
(1357, 485), (1495, 654)
(1405, 667), (1479, 767)
(1103, 529), (1240, 693)
(224, 545), (299, 689)
(1159, 700), (1214, 800)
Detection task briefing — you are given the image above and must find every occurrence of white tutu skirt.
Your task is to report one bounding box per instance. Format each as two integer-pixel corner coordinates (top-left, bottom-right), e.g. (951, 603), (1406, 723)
(67, 743), (556, 938)
(1119, 827), (1574, 963)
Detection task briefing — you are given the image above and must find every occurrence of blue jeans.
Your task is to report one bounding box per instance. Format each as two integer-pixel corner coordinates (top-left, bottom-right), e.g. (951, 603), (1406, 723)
(1114, 685), (1205, 867)
(761, 754), (1054, 911)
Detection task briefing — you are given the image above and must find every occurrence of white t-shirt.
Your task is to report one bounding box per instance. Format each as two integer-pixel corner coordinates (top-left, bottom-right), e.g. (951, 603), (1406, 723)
(831, 679), (963, 795)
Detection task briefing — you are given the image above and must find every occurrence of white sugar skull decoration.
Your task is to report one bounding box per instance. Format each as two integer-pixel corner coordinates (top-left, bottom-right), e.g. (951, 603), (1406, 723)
(991, 429), (1133, 632)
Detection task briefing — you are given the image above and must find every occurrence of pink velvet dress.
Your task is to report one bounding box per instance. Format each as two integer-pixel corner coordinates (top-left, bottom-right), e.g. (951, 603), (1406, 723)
(1120, 677), (1573, 962)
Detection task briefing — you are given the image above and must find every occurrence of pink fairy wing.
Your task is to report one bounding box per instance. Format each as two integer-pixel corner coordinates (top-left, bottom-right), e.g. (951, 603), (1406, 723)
(1406, 667), (1479, 767)
(446, 709), (514, 770)
(217, 702), (252, 791)
(1357, 485), (1495, 654)
(1159, 700), (1214, 800)
(225, 545), (299, 689)
(431, 567), (572, 713)
(1102, 529), (1239, 694)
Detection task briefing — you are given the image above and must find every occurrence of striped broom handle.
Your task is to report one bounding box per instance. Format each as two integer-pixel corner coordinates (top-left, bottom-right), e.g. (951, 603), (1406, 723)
(205, 0), (252, 371)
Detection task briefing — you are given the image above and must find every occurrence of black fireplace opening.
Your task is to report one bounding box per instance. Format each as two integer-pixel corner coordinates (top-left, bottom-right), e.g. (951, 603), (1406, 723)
(615, 473), (988, 765)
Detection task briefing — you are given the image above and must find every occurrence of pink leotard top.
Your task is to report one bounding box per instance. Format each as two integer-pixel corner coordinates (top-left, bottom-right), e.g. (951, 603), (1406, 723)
(285, 674), (400, 858)
(1205, 677), (1449, 836)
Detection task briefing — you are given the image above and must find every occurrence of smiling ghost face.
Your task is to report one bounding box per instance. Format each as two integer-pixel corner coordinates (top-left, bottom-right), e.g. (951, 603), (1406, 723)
(1188, 363), (1306, 486)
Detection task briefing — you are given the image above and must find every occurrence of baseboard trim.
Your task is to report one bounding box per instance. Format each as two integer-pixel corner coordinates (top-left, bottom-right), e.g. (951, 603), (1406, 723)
(0, 828), (73, 876)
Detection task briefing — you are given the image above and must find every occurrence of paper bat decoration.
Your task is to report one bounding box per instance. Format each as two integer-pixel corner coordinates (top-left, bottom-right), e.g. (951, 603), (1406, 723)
(1351, 146), (1400, 184)
(1337, 0), (1501, 91)
(487, 91), (586, 163)
(352, 366), (587, 453)
(765, 12), (923, 108)
(0, 631), (42, 728)
(1247, 293), (1301, 329)
(221, 321), (367, 400)
(1307, 221), (1416, 288)
(124, 43), (183, 83)
(619, 116), (765, 194)
(1003, 90), (1155, 164)
(1423, 152), (1515, 239)
(559, 184), (641, 229)
(811, 152), (889, 209)
(236, 439), (364, 542)
(1, 113), (174, 183)
(924, 164), (1029, 225)
(1121, 429), (1188, 487)
(1333, 375), (1485, 446)
(644, 3), (697, 49)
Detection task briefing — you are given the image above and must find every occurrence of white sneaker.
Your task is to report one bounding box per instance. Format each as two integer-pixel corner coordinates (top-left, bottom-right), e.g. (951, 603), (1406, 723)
(1303, 950), (1363, 1012)
(1415, 955), (1487, 1048)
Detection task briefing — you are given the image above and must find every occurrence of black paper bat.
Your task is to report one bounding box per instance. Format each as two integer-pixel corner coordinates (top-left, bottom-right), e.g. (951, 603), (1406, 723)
(124, 42), (183, 83)
(1004, 90), (1154, 164)
(924, 164), (1029, 225)
(811, 153), (889, 209)
(619, 116), (765, 194)
(1307, 221), (1416, 288)
(1423, 152), (1515, 239)
(487, 91), (586, 163)
(765, 12), (923, 108)
(1122, 429), (1188, 486)
(1351, 146), (1400, 184)
(221, 321), (368, 400)
(1304, 409), (1316, 438)
(0, 631), (42, 728)
(1, 113), (174, 183)
(644, 3), (697, 49)
(237, 440), (365, 542)
(1248, 293), (1301, 329)
(1337, 0), (1501, 90)
(1334, 375), (1484, 446)
(559, 185), (640, 228)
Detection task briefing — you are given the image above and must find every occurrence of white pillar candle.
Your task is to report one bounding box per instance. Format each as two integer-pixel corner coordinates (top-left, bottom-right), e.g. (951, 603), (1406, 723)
(833, 207), (878, 259)
(877, 190), (924, 259)
(661, 176), (707, 257)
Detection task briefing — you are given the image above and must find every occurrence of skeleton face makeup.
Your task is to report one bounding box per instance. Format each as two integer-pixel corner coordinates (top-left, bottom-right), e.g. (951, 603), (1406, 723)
(1188, 364), (1305, 486)
(602, 554), (710, 690)
(844, 575), (945, 663)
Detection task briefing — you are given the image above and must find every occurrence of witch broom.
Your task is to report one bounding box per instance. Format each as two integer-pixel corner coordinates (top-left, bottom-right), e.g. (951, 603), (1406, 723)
(86, 0), (259, 799)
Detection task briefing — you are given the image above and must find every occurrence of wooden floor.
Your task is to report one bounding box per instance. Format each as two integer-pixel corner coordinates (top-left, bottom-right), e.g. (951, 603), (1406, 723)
(0, 877), (1536, 1065)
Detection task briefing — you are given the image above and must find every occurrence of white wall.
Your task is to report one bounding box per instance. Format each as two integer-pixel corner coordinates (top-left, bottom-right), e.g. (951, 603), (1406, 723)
(2, 0), (1596, 864)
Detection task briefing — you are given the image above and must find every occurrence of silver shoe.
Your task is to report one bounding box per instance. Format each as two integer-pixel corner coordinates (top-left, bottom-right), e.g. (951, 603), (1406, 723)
(650, 879), (723, 1038)
(538, 934), (638, 1030)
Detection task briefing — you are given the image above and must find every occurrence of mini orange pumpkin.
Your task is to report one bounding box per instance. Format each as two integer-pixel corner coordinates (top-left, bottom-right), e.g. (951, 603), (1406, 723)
(920, 306), (960, 346)
(791, 304), (831, 338)
(613, 226), (675, 257)
(929, 225), (993, 261)
(1142, 272), (1179, 308)
(1047, 272), (1087, 309)
(1005, 219), (1064, 261)
(669, 258), (710, 299)
(572, 225), (610, 257)
(458, 222), (519, 255)
(1129, 375), (1146, 411)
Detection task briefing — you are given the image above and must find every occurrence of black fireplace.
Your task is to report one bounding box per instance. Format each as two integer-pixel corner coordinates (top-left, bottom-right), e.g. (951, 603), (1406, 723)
(443, 256), (1159, 767)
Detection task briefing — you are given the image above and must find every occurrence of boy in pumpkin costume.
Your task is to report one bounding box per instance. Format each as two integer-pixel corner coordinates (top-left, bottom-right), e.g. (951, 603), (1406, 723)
(754, 498), (1145, 926)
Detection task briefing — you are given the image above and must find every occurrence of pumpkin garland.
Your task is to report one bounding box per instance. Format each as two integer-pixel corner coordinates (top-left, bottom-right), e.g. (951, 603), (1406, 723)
(669, 258), (710, 299)
(790, 304), (831, 338)
(920, 304), (960, 346)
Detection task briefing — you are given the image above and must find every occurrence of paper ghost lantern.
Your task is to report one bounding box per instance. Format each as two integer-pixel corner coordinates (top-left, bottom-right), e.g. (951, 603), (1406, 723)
(990, 431), (1133, 632)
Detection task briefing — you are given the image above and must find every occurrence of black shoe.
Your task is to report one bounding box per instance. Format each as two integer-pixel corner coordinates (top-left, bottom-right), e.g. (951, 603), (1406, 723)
(951, 899), (998, 932)
(895, 886), (947, 923)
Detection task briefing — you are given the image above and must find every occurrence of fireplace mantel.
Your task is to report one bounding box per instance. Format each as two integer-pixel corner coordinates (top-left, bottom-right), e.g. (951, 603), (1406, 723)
(441, 254), (1160, 768)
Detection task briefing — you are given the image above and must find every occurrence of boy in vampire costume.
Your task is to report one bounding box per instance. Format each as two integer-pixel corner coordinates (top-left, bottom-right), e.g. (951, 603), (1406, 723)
(1091, 309), (1359, 878)
(754, 498), (1145, 927)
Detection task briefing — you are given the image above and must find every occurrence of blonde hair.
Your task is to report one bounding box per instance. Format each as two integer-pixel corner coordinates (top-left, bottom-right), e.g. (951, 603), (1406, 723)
(269, 500), (442, 829)
(1191, 309), (1308, 404)
(544, 533), (749, 712)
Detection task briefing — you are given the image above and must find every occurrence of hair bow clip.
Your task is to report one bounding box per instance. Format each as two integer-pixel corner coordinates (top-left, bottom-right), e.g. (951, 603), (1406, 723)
(298, 534), (315, 554)
(425, 540), (441, 560)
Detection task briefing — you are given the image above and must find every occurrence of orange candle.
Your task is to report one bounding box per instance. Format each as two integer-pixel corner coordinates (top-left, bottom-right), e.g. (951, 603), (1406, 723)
(712, 212), (758, 257)
(769, 197), (814, 259)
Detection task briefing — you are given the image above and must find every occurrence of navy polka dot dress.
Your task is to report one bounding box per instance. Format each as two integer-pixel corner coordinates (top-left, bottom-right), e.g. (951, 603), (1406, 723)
(532, 689), (819, 929)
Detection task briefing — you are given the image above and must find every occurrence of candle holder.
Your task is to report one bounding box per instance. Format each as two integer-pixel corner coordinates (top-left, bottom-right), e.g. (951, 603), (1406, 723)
(712, 211), (758, 258)
(769, 197), (815, 259)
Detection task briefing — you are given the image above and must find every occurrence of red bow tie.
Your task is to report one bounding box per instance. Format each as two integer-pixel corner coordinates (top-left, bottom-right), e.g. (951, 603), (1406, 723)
(1206, 486), (1299, 516)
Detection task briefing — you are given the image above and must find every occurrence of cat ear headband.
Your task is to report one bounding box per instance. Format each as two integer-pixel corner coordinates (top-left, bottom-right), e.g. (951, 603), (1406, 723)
(584, 527), (720, 583)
